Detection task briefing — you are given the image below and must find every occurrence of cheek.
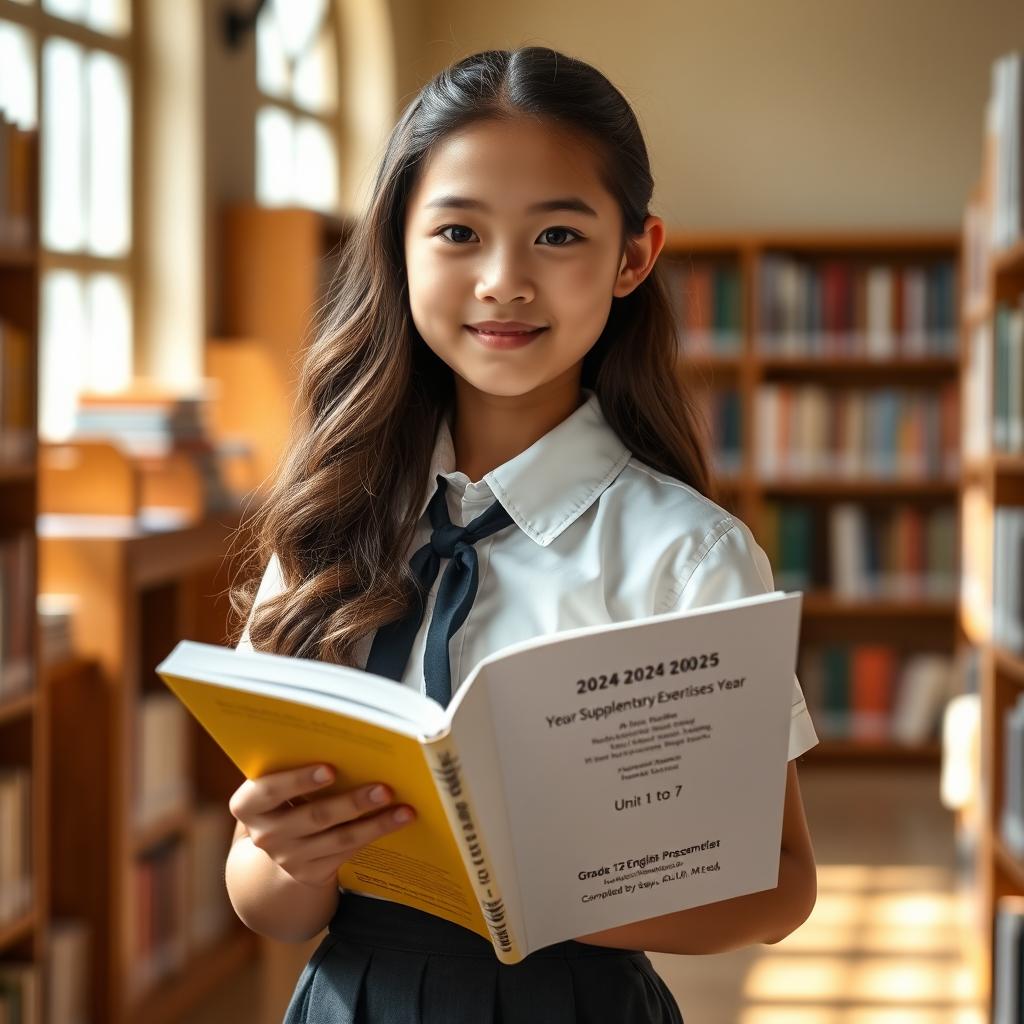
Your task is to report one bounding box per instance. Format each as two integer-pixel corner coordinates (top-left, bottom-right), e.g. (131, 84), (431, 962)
(407, 248), (464, 321)
(557, 262), (615, 332)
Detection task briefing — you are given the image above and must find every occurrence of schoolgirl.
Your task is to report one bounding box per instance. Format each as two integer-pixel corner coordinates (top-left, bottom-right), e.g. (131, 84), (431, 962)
(225, 45), (819, 1023)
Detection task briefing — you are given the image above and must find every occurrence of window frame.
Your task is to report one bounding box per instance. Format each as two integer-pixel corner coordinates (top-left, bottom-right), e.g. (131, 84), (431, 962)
(254, 0), (343, 214)
(0, 0), (140, 418)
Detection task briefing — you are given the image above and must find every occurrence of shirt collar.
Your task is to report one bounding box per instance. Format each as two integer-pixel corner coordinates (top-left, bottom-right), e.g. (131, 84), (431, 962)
(418, 388), (632, 548)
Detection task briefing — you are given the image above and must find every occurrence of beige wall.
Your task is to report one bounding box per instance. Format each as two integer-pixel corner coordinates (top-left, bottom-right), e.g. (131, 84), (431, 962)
(413, 0), (1024, 231)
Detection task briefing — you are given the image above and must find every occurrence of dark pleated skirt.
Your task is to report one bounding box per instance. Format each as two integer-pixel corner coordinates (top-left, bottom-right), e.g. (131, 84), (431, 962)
(282, 892), (685, 1023)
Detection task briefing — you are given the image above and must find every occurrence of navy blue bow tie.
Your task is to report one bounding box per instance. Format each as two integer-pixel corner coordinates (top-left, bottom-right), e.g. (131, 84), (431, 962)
(364, 474), (515, 706)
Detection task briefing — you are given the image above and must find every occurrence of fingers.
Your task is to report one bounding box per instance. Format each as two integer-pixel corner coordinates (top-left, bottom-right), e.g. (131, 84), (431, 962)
(229, 763), (336, 820)
(284, 783), (402, 840)
(283, 804), (416, 864)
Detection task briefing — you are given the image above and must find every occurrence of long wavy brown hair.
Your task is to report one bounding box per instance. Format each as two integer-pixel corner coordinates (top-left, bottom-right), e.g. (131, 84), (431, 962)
(229, 45), (714, 663)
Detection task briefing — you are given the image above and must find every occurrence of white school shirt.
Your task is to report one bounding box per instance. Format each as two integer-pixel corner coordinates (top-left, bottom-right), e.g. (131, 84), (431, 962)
(237, 387), (819, 762)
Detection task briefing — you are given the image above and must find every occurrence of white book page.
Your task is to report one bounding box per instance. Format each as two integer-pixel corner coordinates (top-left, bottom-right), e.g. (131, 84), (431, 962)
(469, 591), (801, 952)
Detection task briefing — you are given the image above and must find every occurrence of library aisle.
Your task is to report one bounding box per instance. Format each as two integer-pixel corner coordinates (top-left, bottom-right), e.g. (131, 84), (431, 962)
(5, 2), (1024, 1021)
(180, 766), (985, 1024)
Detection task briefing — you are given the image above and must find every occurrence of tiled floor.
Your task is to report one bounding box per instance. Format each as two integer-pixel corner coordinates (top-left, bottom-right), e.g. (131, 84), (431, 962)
(185, 765), (987, 1024)
(649, 766), (986, 1023)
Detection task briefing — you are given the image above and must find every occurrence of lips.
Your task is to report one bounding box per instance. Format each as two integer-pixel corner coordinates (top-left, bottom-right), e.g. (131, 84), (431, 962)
(468, 319), (548, 331)
(465, 324), (547, 349)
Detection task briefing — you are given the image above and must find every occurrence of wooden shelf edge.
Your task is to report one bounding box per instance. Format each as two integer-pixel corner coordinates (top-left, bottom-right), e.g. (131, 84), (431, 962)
(994, 647), (1024, 686)
(0, 908), (36, 952)
(758, 356), (959, 372)
(0, 687), (36, 725)
(992, 238), (1024, 276)
(662, 230), (960, 252)
(994, 835), (1024, 892)
(803, 739), (942, 764)
(801, 594), (957, 617)
(0, 462), (36, 484)
(761, 478), (959, 495)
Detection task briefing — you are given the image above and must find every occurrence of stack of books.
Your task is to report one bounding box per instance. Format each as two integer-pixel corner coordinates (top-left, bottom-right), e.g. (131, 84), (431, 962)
(72, 386), (233, 512)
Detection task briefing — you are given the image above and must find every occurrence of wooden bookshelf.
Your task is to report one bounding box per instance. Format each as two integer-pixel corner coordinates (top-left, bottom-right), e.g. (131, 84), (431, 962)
(38, 514), (258, 1024)
(662, 231), (961, 764)
(0, 124), (44, 1024)
(957, 175), (1024, 1008)
(208, 205), (354, 502)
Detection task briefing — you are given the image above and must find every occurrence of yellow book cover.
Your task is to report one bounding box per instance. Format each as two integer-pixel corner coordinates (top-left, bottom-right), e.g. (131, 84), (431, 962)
(156, 589), (804, 964)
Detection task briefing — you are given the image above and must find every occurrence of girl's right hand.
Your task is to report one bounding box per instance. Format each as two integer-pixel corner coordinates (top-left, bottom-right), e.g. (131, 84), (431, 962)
(228, 764), (417, 890)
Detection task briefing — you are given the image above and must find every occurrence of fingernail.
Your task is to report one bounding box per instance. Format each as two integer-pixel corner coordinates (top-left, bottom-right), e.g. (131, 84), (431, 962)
(313, 766), (331, 783)
(368, 785), (389, 804)
(393, 807), (413, 823)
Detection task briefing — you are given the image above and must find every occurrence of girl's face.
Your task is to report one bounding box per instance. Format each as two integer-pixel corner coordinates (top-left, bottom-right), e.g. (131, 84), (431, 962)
(403, 117), (663, 401)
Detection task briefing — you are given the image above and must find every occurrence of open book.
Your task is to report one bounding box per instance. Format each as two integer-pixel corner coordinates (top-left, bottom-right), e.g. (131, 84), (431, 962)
(156, 589), (802, 964)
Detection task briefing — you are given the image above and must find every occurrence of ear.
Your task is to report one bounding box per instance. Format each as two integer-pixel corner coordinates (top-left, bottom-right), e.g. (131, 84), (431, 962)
(613, 215), (666, 298)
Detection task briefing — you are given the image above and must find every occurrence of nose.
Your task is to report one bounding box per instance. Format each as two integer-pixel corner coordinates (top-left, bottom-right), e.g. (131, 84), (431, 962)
(474, 249), (535, 305)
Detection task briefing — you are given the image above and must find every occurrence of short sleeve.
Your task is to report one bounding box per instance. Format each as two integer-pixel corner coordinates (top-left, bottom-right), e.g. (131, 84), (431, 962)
(670, 519), (819, 761)
(236, 553), (285, 653)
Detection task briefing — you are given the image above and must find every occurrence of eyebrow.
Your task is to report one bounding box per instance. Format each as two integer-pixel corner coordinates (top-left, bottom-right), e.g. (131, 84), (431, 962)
(423, 195), (599, 217)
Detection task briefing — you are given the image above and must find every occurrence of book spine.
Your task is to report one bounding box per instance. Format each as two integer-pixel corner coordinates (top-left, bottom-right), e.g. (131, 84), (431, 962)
(423, 734), (523, 964)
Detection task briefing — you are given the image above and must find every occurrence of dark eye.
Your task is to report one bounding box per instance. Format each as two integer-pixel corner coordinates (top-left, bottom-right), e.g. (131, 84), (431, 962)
(438, 225), (477, 244)
(539, 227), (582, 246)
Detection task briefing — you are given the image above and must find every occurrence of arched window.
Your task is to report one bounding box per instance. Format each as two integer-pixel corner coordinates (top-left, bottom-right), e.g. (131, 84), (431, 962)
(0, 0), (133, 440)
(255, 0), (340, 214)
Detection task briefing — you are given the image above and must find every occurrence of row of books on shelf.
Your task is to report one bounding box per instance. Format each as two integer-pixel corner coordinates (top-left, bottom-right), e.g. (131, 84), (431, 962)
(961, 492), (1024, 647)
(0, 532), (33, 701)
(0, 921), (86, 1024)
(760, 501), (957, 601)
(696, 389), (742, 476)
(759, 254), (957, 359)
(756, 383), (959, 480)
(963, 301), (1024, 459)
(987, 52), (1024, 253)
(48, 918), (90, 1024)
(0, 118), (34, 251)
(994, 506), (1024, 655)
(667, 255), (959, 361)
(135, 693), (191, 829)
(666, 261), (742, 356)
(0, 767), (31, 928)
(994, 896), (1024, 1024)
(131, 806), (235, 999)
(796, 644), (952, 743)
(0, 318), (33, 467)
(0, 961), (38, 1024)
